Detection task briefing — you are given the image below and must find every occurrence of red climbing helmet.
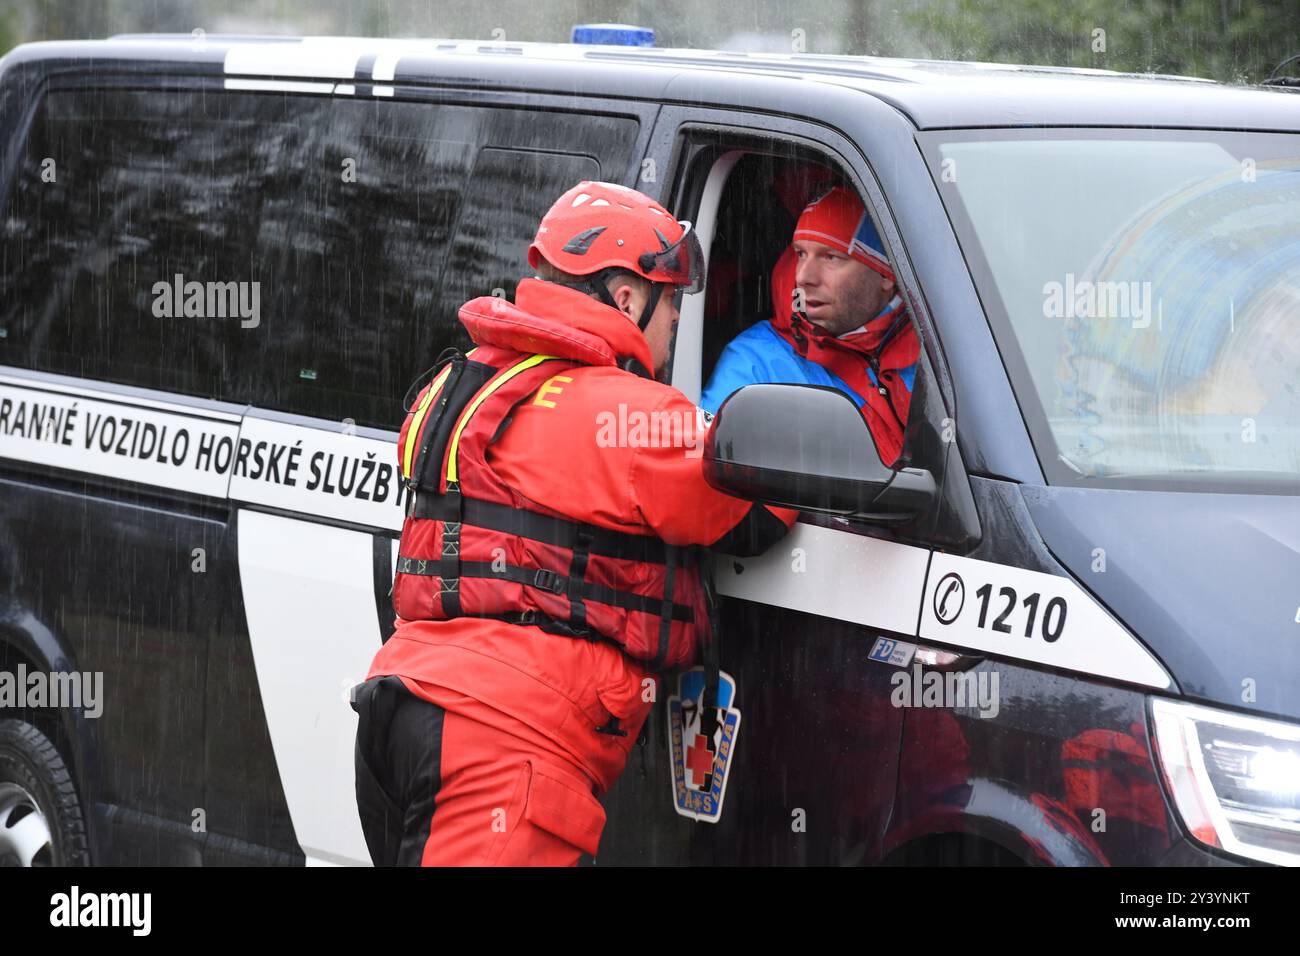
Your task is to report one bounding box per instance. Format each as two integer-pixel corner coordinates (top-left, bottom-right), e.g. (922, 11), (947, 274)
(528, 181), (705, 295)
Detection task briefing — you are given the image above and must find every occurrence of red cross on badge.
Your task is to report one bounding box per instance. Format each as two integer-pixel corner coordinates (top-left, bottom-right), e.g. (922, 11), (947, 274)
(686, 733), (715, 789)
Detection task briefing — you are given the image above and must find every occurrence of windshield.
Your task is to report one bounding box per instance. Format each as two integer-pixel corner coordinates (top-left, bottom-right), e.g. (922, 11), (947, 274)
(923, 128), (1300, 492)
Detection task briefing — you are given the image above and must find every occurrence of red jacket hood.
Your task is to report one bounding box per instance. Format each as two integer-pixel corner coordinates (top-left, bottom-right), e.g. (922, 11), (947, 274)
(458, 277), (654, 372)
(771, 245), (797, 326)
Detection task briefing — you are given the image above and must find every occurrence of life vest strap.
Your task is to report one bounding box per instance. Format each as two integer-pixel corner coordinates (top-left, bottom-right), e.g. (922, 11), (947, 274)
(652, 545), (678, 671)
(482, 610), (602, 640)
(407, 355), (496, 490)
(700, 560), (723, 743)
(445, 353), (562, 485)
(567, 528), (594, 637)
(412, 491), (687, 566)
(439, 482), (464, 616)
(395, 556), (696, 623)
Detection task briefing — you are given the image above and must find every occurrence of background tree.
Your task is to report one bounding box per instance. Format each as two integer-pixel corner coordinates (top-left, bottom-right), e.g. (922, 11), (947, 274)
(0, 0), (1294, 84)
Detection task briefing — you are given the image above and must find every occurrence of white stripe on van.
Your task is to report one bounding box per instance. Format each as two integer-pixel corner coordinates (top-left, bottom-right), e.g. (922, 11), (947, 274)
(714, 520), (1173, 691)
(0, 378), (409, 531)
(711, 520), (932, 636)
(229, 416), (405, 532)
(237, 508), (382, 866)
(0, 380), (239, 498)
(223, 78), (336, 94)
(223, 39), (362, 79)
(920, 551), (1172, 689)
(371, 53), (400, 82)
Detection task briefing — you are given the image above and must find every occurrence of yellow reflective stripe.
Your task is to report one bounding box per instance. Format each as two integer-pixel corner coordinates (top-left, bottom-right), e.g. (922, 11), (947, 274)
(446, 354), (557, 484)
(402, 364), (453, 479)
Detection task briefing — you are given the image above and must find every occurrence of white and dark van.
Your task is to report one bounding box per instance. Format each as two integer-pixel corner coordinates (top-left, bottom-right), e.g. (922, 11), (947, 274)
(0, 30), (1296, 867)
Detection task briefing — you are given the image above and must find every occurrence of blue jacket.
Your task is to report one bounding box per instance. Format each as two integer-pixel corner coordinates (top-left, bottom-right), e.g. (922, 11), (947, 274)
(699, 320), (917, 415)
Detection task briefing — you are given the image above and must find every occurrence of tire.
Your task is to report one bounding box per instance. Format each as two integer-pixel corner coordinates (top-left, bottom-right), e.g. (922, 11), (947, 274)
(0, 719), (90, 866)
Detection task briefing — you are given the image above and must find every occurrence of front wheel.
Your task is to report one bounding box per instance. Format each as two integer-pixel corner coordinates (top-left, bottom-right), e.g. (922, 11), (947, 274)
(0, 719), (90, 866)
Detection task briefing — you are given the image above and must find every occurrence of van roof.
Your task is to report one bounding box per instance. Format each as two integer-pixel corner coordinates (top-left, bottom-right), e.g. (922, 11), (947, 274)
(5, 34), (1299, 131)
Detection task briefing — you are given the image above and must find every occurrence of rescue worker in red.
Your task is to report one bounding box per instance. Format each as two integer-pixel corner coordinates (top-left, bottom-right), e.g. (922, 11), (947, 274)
(351, 181), (798, 866)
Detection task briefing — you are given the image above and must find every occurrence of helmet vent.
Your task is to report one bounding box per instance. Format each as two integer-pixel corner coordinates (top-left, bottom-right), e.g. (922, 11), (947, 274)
(561, 226), (607, 255)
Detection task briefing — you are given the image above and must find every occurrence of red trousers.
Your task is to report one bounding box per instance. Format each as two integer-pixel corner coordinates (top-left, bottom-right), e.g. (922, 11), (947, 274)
(351, 675), (609, 866)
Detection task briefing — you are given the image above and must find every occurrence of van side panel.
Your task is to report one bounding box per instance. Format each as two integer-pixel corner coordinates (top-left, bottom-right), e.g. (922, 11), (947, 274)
(0, 467), (222, 864)
(888, 662), (1178, 866)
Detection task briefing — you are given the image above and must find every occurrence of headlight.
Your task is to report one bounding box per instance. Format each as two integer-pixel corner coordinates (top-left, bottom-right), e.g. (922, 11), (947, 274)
(1151, 697), (1300, 866)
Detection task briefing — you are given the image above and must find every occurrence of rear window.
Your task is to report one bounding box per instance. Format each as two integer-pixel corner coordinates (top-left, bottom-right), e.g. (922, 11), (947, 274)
(0, 88), (636, 428)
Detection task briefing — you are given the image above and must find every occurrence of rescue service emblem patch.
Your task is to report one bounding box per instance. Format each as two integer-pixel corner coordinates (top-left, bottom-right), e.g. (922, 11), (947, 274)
(667, 667), (740, 824)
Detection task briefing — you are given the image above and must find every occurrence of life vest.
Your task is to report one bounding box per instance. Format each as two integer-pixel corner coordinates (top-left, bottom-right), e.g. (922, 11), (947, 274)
(392, 344), (708, 671)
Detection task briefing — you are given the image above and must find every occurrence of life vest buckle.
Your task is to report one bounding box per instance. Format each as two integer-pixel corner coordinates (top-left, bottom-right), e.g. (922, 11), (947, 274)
(532, 569), (565, 594)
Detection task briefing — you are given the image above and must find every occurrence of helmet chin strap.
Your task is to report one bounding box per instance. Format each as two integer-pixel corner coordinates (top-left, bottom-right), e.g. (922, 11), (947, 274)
(548, 270), (664, 377)
(573, 269), (663, 334)
(637, 281), (665, 334)
(583, 269), (621, 311)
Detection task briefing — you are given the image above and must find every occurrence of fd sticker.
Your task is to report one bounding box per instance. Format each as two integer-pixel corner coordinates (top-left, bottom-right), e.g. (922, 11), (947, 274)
(668, 667), (740, 824)
(868, 636), (918, 667)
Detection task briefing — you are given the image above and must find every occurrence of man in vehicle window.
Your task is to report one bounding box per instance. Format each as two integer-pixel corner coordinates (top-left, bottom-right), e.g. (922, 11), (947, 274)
(351, 181), (797, 866)
(700, 185), (920, 465)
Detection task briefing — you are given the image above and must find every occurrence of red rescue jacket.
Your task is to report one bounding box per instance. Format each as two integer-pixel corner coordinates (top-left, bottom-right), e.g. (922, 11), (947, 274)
(367, 278), (797, 793)
(393, 343), (708, 670)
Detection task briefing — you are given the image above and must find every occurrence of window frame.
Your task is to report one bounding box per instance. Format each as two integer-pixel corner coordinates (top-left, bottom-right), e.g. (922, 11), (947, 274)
(645, 110), (982, 550)
(646, 107), (958, 423)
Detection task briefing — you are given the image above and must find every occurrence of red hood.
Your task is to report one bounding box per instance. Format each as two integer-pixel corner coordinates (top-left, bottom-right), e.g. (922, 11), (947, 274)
(769, 243), (914, 365)
(458, 278), (654, 372)
(771, 245), (797, 325)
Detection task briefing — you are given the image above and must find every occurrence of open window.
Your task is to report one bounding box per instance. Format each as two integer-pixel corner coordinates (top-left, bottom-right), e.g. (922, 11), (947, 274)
(662, 124), (981, 550)
(701, 153), (848, 384)
(666, 130), (922, 470)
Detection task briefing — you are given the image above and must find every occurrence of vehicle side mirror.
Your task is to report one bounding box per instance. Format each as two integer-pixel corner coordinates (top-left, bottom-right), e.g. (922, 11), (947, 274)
(702, 384), (936, 521)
